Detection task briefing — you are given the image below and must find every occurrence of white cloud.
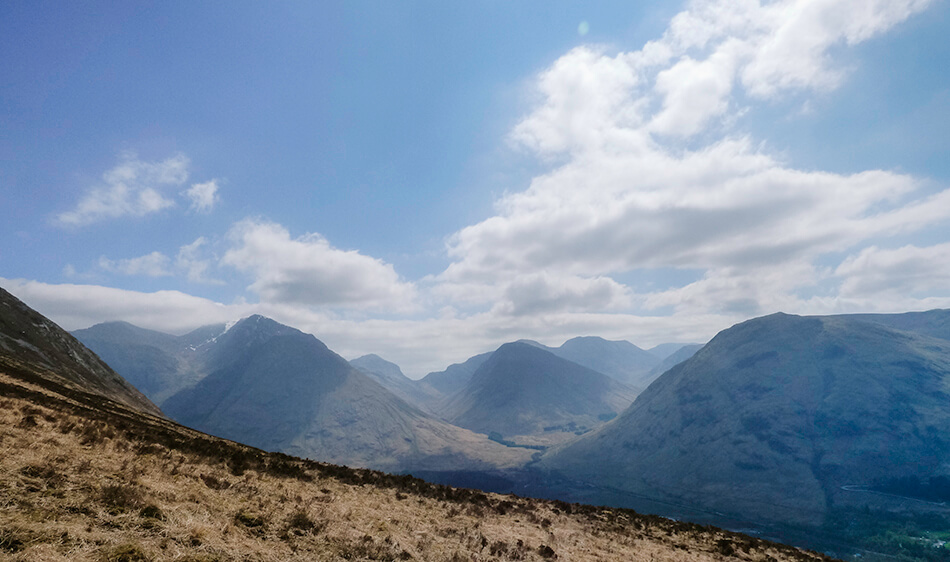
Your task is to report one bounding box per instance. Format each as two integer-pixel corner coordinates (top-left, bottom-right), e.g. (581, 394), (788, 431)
(493, 273), (632, 317)
(55, 153), (189, 227)
(184, 179), (220, 213)
(0, 278), (724, 378)
(436, 0), (946, 323)
(98, 251), (173, 277)
(835, 243), (950, 300)
(222, 219), (417, 311)
(176, 237), (223, 285)
(1, 278), (241, 336)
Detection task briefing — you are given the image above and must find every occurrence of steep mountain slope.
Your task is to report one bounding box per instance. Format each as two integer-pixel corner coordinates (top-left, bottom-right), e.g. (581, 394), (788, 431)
(642, 343), (704, 385)
(162, 316), (533, 472)
(0, 286), (160, 416)
(551, 336), (660, 387)
(840, 309), (950, 341)
(350, 353), (442, 413)
(541, 312), (950, 527)
(444, 342), (638, 439)
(419, 351), (492, 398)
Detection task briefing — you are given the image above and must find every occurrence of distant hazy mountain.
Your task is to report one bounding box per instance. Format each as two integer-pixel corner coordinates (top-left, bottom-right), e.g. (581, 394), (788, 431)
(350, 353), (441, 413)
(73, 321), (225, 405)
(647, 342), (701, 360)
(0, 286), (160, 416)
(641, 343), (704, 387)
(541, 312), (950, 526)
(419, 352), (492, 398)
(443, 342), (638, 439)
(161, 316), (532, 472)
(550, 336), (660, 388)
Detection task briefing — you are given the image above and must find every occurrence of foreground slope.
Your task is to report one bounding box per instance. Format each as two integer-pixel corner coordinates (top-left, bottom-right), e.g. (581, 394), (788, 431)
(0, 286), (160, 416)
(541, 312), (950, 527)
(444, 342), (638, 440)
(162, 316), (532, 473)
(0, 354), (834, 561)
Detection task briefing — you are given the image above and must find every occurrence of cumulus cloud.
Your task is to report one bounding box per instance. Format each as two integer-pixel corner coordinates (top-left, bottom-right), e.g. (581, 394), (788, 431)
(55, 153), (189, 227)
(184, 179), (220, 213)
(437, 0), (946, 321)
(1, 278), (241, 336)
(98, 251), (173, 277)
(493, 273), (633, 317)
(835, 243), (950, 300)
(0, 278), (722, 378)
(222, 219), (417, 311)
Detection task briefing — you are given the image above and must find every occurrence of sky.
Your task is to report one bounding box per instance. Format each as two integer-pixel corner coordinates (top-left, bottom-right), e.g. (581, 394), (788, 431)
(2, 0), (950, 377)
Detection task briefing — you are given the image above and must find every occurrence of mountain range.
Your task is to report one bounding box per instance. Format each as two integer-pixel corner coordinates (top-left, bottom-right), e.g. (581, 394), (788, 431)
(0, 285), (834, 562)
(7, 281), (950, 558)
(540, 312), (950, 529)
(441, 341), (638, 442)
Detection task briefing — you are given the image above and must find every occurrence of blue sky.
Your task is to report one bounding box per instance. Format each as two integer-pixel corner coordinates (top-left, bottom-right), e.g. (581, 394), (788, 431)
(3, 0), (950, 376)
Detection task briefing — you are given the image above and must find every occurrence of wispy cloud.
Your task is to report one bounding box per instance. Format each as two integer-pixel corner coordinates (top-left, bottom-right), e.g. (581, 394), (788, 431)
(55, 153), (189, 227)
(176, 237), (223, 285)
(98, 251), (173, 277)
(184, 179), (221, 213)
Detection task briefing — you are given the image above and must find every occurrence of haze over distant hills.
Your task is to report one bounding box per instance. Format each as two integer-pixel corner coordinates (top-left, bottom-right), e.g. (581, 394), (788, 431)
(73, 321), (230, 405)
(120, 315), (534, 472)
(349, 353), (442, 414)
(443, 342), (638, 441)
(541, 311), (950, 527)
(419, 352), (493, 398)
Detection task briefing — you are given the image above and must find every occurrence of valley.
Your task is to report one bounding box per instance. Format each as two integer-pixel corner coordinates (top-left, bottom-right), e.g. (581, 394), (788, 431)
(5, 285), (950, 560)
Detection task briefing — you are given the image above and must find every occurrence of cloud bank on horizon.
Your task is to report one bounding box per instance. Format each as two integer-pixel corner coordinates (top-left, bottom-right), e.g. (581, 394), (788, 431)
(3, 0), (949, 376)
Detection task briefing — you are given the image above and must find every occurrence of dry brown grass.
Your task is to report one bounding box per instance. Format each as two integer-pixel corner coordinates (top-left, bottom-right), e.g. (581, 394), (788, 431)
(0, 368), (836, 562)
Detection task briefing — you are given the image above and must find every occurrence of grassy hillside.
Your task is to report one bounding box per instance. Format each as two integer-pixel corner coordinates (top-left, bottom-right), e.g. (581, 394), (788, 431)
(0, 357), (834, 561)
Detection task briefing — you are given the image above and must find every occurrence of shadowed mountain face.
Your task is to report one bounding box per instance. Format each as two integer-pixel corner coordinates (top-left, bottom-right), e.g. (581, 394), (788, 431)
(840, 309), (950, 341)
(444, 342), (638, 438)
(642, 343), (703, 384)
(73, 321), (223, 405)
(350, 354), (442, 413)
(419, 352), (492, 398)
(540, 312), (950, 526)
(159, 316), (532, 472)
(0, 286), (161, 416)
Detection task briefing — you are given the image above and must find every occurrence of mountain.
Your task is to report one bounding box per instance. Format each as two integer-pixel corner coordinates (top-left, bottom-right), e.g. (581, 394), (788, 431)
(540, 312), (950, 528)
(0, 286), (160, 416)
(419, 351), (492, 397)
(350, 353), (441, 413)
(648, 342), (697, 359)
(161, 316), (533, 472)
(840, 309), (950, 341)
(551, 336), (661, 388)
(72, 321), (224, 405)
(0, 361), (830, 562)
(443, 342), (638, 440)
(642, 342), (704, 385)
